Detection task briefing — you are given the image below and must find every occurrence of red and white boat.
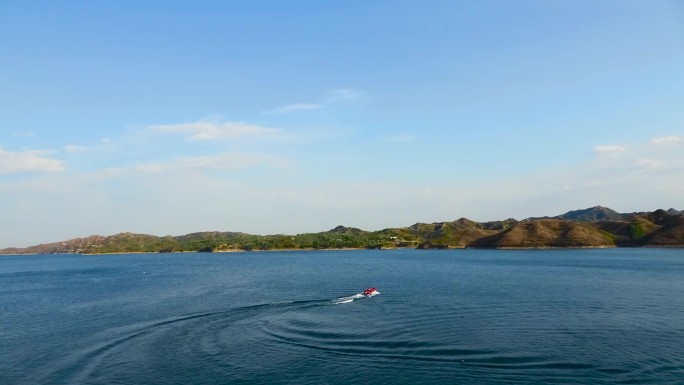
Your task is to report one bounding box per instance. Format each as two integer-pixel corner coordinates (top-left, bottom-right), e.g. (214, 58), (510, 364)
(363, 287), (379, 297)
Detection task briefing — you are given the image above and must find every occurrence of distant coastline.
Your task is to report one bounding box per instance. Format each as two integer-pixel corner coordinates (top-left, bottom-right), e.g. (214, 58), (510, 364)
(1, 206), (682, 255)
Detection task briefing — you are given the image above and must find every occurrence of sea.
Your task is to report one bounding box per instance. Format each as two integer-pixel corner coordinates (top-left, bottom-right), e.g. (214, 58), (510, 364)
(1, 248), (684, 385)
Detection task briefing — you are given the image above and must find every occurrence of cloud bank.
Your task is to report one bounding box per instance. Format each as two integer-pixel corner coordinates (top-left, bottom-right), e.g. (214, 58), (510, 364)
(0, 149), (65, 174)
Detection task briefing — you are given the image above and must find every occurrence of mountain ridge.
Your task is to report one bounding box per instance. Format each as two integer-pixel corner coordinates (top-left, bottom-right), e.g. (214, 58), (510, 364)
(1, 206), (682, 254)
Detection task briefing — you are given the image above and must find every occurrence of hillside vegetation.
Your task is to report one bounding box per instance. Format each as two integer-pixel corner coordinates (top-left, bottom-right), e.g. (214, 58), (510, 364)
(1, 207), (682, 254)
(468, 219), (615, 248)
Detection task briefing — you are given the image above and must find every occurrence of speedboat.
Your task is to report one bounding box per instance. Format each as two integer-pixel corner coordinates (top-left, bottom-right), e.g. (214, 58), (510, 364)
(363, 287), (379, 296)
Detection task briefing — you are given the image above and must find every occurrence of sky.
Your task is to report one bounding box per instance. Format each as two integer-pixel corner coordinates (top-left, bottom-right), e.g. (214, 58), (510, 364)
(1, 1), (684, 248)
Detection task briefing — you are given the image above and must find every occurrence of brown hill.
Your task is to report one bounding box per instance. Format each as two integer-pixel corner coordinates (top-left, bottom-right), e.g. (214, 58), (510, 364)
(0, 235), (107, 254)
(467, 219), (615, 248)
(640, 211), (684, 246)
(328, 225), (364, 234)
(410, 218), (500, 248)
(555, 205), (624, 222)
(595, 216), (661, 246)
(0, 233), (173, 254)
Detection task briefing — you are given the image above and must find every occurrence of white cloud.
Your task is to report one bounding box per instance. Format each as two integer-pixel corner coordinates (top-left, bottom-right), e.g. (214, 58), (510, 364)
(267, 103), (321, 114)
(0, 149), (65, 174)
(594, 144), (625, 155)
(651, 135), (681, 145)
(135, 153), (291, 173)
(150, 119), (280, 140)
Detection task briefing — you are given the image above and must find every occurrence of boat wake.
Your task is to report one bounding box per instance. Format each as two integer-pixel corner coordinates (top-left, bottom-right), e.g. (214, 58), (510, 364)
(333, 290), (380, 304)
(36, 292), (382, 384)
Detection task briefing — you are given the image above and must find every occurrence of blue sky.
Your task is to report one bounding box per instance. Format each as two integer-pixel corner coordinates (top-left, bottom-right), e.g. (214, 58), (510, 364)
(1, 1), (683, 247)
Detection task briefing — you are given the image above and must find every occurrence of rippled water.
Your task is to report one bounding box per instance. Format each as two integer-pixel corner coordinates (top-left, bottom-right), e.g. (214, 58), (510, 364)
(2, 249), (684, 384)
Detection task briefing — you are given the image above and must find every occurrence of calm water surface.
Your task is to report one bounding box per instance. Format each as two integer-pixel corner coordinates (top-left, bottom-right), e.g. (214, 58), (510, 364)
(2, 249), (684, 384)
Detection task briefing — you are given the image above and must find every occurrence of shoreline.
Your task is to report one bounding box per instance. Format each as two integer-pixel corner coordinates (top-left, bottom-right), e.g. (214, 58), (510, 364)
(3, 244), (684, 256)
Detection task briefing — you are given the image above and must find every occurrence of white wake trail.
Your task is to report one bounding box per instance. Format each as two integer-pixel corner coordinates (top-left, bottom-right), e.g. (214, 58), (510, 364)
(332, 291), (380, 305)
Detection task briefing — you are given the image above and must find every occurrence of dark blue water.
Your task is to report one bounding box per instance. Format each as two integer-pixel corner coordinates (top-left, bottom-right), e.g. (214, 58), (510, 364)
(2, 249), (684, 384)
